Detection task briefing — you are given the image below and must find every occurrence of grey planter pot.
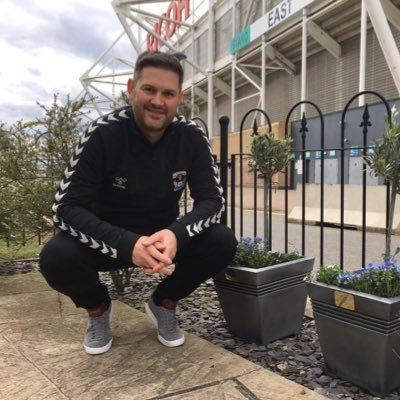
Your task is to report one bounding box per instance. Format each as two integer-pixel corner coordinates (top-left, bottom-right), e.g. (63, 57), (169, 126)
(213, 256), (314, 345)
(307, 281), (400, 397)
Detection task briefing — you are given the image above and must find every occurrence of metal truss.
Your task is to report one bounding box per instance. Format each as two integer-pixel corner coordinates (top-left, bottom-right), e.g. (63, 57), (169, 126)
(79, 26), (137, 118)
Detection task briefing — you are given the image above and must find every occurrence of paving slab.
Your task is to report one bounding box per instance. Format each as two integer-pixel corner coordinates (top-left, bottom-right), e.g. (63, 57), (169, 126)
(0, 273), (327, 400)
(238, 369), (325, 400)
(0, 272), (51, 296)
(0, 335), (65, 400)
(159, 381), (249, 399)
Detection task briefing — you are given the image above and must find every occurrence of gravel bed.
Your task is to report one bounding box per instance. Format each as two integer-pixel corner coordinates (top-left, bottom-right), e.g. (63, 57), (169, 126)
(2, 262), (400, 400)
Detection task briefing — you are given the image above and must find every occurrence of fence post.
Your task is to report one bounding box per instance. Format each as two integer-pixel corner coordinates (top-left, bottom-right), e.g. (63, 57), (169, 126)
(230, 154), (236, 234)
(219, 115), (229, 226)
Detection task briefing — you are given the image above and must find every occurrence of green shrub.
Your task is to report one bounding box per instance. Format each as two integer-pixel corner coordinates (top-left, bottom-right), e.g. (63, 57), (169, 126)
(233, 236), (300, 269)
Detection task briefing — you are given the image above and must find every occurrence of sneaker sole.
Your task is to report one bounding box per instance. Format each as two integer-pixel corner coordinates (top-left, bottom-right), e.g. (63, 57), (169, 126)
(84, 338), (113, 355)
(145, 303), (185, 347)
(83, 303), (114, 355)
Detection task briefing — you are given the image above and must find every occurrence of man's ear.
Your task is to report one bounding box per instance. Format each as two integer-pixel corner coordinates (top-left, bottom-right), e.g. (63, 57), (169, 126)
(127, 78), (134, 95)
(178, 90), (184, 103)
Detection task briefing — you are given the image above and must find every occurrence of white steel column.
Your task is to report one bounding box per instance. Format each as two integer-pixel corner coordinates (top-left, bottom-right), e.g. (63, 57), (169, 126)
(81, 82), (102, 115)
(231, 0), (236, 131)
(191, 0), (195, 119)
(261, 0), (266, 125)
(208, 0), (215, 137)
(112, 3), (142, 54)
(301, 9), (308, 116)
(112, 49), (116, 103)
(359, 0), (367, 106)
(364, 0), (400, 94)
(231, 60), (236, 131)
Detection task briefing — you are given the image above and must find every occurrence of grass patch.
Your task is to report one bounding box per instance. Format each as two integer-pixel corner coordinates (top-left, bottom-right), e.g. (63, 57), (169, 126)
(0, 237), (43, 261)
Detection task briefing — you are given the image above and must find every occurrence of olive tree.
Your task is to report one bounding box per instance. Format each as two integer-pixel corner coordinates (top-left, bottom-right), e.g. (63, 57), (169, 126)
(364, 105), (400, 261)
(249, 130), (293, 247)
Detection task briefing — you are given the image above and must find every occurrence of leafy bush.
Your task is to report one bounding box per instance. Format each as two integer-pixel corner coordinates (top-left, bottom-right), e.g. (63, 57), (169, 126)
(233, 236), (300, 269)
(313, 264), (343, 286)
(0, 95), (87, 244)
(313, 261), (400, 298)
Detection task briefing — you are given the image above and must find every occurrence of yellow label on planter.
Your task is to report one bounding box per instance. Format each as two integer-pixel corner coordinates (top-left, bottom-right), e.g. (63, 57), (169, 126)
(225, 272), (236, 281)
(334, 291), (355, 311)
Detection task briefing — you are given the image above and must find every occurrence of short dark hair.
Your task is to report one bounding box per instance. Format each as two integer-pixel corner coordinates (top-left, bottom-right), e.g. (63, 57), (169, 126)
(133, 51), (184, 88)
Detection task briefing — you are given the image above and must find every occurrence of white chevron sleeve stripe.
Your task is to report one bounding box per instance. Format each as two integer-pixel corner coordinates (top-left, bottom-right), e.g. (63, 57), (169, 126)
(51, 109), (130, 260)
(182, 123), (226, 237)
(75, 146), (84, 156)
(64, 169), (73, 179)
(118, 109), (130, 119)
(69, 157), (79, 168)
(55, 192), (66, 202)
(88, 124), (97, 133)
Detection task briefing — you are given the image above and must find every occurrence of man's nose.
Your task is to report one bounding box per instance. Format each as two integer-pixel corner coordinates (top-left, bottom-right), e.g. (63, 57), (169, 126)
(150, 93), (164, 106)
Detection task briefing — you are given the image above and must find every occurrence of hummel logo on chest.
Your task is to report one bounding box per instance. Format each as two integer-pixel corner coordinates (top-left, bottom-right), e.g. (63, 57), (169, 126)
(112, 177), (127, 190)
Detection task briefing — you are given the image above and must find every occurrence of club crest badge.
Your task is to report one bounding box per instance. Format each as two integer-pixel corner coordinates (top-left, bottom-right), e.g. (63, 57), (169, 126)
(172, 171), (187, 191)
(112, 176), (127, 190)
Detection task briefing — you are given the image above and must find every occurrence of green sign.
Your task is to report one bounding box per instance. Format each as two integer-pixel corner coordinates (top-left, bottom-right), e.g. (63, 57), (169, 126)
(230, 27), (250, 54)
(350, 147), (359, 156)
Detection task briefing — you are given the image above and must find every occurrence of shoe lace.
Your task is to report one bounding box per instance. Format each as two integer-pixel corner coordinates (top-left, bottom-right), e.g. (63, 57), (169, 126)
(88, 313), (108, 340)
(161, 308), (179, 334)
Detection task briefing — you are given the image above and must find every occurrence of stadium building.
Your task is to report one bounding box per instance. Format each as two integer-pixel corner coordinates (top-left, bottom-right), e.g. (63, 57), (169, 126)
(81, 0), (400, 137)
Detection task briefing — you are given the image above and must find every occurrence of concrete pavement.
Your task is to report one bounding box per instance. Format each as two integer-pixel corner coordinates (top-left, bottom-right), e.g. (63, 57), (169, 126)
(0, 272), (327, 400)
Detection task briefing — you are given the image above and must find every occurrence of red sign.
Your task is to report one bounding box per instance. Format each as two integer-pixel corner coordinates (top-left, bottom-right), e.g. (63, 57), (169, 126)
(147, 0), (190, 51)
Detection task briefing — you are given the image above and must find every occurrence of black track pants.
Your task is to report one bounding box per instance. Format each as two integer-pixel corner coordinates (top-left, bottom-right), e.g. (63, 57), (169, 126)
(39, 224), (237, 308)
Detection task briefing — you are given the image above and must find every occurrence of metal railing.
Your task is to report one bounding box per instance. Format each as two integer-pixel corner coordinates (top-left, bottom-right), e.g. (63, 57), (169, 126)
(194, 91), (394, 270)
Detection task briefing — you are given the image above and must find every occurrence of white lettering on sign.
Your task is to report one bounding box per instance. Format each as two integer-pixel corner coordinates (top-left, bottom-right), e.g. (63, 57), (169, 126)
(230, 0), (317, 53)
(147, 0), (190, 52)
(267, 0), (292, 29)
(251, 0), (315, 41)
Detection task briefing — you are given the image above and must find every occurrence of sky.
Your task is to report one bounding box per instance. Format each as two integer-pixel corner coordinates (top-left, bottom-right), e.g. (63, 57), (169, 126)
(0, 0), (132, 125)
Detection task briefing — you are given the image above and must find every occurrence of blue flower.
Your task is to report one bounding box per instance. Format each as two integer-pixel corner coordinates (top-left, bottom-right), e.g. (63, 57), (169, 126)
(353, 270), (365, 278)
(316, 259), (400, 297)
(337, 272), (352, 285)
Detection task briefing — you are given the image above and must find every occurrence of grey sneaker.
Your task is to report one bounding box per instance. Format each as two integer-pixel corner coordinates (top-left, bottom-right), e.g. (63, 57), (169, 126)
(83, 303), (113, 355)
(145, 296), (185, 347)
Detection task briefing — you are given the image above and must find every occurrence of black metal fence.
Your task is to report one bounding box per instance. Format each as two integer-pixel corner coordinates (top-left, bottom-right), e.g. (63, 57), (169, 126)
(198, 91), (397, 270)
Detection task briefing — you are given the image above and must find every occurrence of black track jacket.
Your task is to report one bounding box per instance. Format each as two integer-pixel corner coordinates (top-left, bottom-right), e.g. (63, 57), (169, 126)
(52, 106), (225, 264)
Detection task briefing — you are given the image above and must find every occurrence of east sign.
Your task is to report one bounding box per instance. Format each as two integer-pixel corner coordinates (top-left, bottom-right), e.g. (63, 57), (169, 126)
(230, 0), (317, 54)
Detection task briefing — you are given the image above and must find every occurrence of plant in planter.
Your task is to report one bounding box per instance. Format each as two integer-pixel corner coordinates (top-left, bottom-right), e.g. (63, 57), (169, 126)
(234, 236), (301, 268)
(214, 236), (314, 345)
(214, 173), (315, 349)
(215, 128), (314, 345)
(307, 106), (400, 397)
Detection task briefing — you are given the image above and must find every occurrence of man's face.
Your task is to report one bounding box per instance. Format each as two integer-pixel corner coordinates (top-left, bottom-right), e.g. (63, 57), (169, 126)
(127, 67), (183, 140)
